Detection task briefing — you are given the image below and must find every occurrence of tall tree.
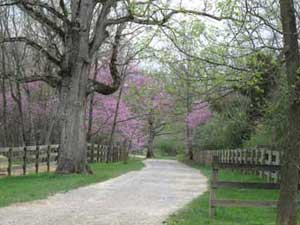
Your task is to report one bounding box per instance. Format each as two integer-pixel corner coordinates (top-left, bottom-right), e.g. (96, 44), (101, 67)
(277, 0), (300, 224)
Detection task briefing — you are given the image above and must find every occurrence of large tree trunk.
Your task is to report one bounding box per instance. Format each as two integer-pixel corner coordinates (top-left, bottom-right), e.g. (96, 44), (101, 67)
(56, 62), (91, 174)
(146, 113), (155, 158)
(186, 126), (193, 160)
(277, 0), (300, 224)
(185, 68), (193, 160)
(146, 133), (155, 158)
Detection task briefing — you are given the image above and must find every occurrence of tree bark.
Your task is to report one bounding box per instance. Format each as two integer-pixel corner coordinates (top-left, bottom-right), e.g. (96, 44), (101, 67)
(10, 81), (27, 146)
(86, 59), (98, 143)
(107, 82), (124, 161)
(186, 125), (193, 160)
(1, 45), (8, 146)
(1, 77), (8, 146)
(24, 86), (35, 145)
(277, 0), (300, 224)
(146, 112), (155, 158)
(56, 62), (91, 174)
(181, 64), (193, 160)
(146, 133), (155, 158)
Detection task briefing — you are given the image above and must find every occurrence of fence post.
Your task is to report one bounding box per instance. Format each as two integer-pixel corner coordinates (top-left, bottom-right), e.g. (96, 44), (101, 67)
(106, 146), (109, 163)
(117, 146), (120, 162)
(100, 145), (104, 162)
(124, 144), (129, 164)
(112, 145), (115, 162)
(57, 145), (60, 162)
(96, 145), (100, 163)
(91, 144), (95, 163)
(118, 146), (121, 161)
(113, 146), (117, 162)
(35, 145), (40, 174)
(7, 147), (12, 176)
(110, 145), (114, 163)
(116, 147), (119, 161)
(210, 155), (219, 219)
(47, 145), (51, 172)
(101, 145), (104, 163)
(23, 146), (27, 175)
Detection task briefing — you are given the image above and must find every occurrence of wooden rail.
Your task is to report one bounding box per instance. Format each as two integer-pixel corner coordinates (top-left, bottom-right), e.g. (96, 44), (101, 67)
(0, 143), (129, 176)
(193, 147), (282, 182)
(209, 155), (299, 219)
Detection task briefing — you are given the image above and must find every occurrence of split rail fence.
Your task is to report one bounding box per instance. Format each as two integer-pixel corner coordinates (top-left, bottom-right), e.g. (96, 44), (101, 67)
(192, 148), (300, 218)
(0, 143), (129, 176)
(193, 148), (281, 182)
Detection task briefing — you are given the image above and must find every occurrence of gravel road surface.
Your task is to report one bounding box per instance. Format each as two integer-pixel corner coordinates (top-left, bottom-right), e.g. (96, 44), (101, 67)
(0, 159), (207, 225)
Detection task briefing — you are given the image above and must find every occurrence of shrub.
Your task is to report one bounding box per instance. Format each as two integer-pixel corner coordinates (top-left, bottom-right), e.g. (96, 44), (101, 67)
(193, 111), (252, 150)
(155, 138), (184, 156)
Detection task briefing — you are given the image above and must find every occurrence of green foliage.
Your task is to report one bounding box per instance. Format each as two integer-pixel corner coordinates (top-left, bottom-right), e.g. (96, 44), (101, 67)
(244, 73), (288, 147)
(193, 111), (252, 150)
(238, 53), (279, 121)
(194, 94), (252, 150)
(0, 159), (144, 208)
(194, 53), (284, 150)
(243, 124), (274, 147)
(155, 138), (185, 156)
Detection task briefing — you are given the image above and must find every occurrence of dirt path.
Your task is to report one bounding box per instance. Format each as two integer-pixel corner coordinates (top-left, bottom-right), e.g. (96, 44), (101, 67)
(0, 159), (207, 225)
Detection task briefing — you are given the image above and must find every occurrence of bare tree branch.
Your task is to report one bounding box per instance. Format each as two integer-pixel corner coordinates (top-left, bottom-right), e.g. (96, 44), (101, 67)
(0, 73), (61, 88)
(105, 7), (242, 26)
(2, 0), (67, 38)
(89, 1), (114, 55)
(1, 36), (61, 66)
(87, 24), (124, 95)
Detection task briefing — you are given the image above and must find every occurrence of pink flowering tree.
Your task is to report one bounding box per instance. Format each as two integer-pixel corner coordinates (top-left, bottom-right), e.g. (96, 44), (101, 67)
(187, 101), (212, 129)
(125, 74), (174, 158)
(86, 64), (145, 153)
(86, 94), (144, 148)
(186, 101), (212, 159)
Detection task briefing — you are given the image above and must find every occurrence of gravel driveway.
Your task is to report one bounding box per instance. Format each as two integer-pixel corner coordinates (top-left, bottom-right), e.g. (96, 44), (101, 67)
(0, 159), (207, 225)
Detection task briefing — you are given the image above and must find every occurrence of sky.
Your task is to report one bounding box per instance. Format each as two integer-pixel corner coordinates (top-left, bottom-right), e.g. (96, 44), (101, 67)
(136, 0), (224, 70)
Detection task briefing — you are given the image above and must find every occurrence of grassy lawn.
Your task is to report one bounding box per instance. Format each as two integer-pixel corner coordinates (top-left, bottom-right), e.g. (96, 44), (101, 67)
(165, 159), (286, 225)
(0, 158), (144, 208)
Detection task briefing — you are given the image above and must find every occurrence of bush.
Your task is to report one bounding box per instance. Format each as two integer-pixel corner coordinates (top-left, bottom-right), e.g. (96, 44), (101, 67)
(244, 74), (288, 148)
(193, 111), (252, 150)
(155, 138), (185, 156)
(243, 123), (273, 147)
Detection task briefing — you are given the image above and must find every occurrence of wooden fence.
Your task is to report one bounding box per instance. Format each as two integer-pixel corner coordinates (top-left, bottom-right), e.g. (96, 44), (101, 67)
(193, 148), (281, 182)
(197, 149), (300, 219)
(0, 143), (129, 176)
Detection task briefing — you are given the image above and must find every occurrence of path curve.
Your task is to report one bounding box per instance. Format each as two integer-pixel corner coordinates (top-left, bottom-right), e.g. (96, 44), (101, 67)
(0, 159), (207, 225)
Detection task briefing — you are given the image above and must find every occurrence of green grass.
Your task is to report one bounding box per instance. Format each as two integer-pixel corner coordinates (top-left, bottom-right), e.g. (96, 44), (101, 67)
(153, 149), (180, 160)
(131, 149), (177, 160)
(165, 159), (283, 225)
(155, 154), (177, 160)
(0, 158), (144, 208)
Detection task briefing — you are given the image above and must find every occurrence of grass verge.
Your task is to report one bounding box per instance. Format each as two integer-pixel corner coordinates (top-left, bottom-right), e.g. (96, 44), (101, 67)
(0, 158), (144, 208)
(165, 158), (283, 225)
